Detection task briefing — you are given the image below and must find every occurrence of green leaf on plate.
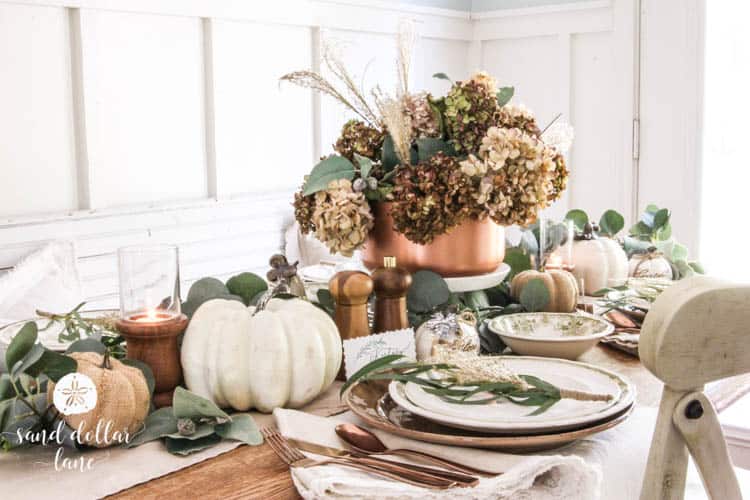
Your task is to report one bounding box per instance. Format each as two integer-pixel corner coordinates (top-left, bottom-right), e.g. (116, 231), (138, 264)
(173, 386), (230, 422)
(519, 278), (550, 313)
(302, 155), (355, 196)
(127, 407), (179, 447)
(496, 86), (514, 107)
(340, 354), (405, 395)
(407, 270), (451, 313)
(165, 434), (222, 456)
(6, 322), (38, 377)
(215, 414), (263, 446)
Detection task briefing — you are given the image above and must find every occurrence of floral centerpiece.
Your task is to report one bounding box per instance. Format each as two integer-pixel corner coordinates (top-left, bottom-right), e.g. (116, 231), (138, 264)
(282, 30), (572, 276)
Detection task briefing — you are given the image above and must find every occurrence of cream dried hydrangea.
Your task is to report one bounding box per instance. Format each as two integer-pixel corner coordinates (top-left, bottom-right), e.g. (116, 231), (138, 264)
(402, 92), (441, 139)
(497, 103), (541, 137)
(312, 179), (374, 256)
(460, 127), (558, 226)
(470, 71), (498, 94)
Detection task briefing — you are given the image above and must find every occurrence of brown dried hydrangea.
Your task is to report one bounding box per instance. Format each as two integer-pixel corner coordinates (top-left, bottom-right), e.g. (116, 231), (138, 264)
(497, 103), (541, 137)
(443, 76), (501, 154)
(548, 151), (569, 202)
(311, 179), (374, 256)
(293, 188), (316, 234)
(460, 127), (557, 227)
(334, 119), (385, 161)
(402, 92), (441, 139)
(390, 152), (477, 244)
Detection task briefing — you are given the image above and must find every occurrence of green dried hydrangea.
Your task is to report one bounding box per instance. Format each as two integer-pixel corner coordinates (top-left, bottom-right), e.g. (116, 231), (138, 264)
(334, 119), (386, 161)
(443, 79), (500, 154)
(389, 152), (477, 244)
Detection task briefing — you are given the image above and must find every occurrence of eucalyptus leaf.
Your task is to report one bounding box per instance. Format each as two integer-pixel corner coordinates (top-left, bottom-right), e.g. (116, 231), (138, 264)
(226, 273), (268, 306)
(127, 407), (179, 447)
(66, 338), (107, 355)
(166, 422), (216, 441)
(165, 434), (222, 456)
(519, 230), (539, 256)
(173, 386), (230, 421)
(11, 343), (45, 379)
(645, 204), (659, 214)
(478, 321), (506, 354)
(503, 248), (532, 281)
(565, 209), (589, 232)
(407, 271), (451, 313)
(215, 414), (263, 445)
(460, 290), (490, 310)
(0, 374), (13, 400)
(187, 277), (229, 303)
(653, 208), (671, 230)
(432, 72), (452, 82)
(353, 153), (373, 179)
(519, 279), (550, 313)
(415, 138), (454, 161)
(302, 155), (356, 195)
(122, 359), (156, 398)
(0, 398), (13, 432)
(599, 210), (625, 237)
(672, 242), (688, 262)
(6, 322), (38, 377)
(496, 86), (514, 107)
(689, 261), (705, 274)
(629, 221), (653, 240)
(340, 354), (405, 395)
(381, 134), (400, 171)
(182, 293), (243, 319)
(654, 223), (672, 241)
(25, 350), (77, 382)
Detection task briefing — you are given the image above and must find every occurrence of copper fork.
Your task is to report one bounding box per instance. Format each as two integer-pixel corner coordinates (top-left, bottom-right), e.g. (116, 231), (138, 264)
(260, 428), (458, 490)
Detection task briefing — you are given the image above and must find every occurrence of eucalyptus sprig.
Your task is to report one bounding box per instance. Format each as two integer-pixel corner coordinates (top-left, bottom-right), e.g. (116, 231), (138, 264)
(341, 354), (611, 416)
(36, 303), (125, 358)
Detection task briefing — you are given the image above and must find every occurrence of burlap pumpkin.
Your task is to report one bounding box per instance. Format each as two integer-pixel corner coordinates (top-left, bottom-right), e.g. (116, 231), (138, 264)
(48, 352), (150, 448)
(510, 269), (579, 313)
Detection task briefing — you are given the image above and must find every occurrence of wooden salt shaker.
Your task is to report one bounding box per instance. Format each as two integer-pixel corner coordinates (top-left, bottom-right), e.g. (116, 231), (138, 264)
(372, 256), (412, 333)
(328, 271), (373, 380)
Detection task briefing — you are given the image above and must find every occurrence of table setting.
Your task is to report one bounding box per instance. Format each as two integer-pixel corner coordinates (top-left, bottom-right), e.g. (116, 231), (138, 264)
(0, 26), (745, 500)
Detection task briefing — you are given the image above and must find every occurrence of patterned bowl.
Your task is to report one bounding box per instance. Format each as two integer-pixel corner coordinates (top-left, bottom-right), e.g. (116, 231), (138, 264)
(488, 312), (614, 360)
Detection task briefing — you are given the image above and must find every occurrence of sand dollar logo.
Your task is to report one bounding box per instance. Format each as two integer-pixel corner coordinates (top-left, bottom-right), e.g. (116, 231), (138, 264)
(53, 373), (98, 416)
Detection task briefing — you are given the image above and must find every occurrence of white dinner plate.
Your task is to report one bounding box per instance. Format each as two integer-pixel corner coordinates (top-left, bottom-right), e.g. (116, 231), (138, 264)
(0, 309), (118, 353)
(388, 356), (635, 434)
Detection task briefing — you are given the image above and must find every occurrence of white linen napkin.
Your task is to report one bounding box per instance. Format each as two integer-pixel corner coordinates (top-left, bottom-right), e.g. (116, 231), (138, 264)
(274, 408), (610, 500)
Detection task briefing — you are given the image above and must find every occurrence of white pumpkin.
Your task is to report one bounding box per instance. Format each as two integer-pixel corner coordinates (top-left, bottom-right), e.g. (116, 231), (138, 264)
(570, 227), (628, 295)
(181, 297), (342, 413)
(629, 251), (673, 279)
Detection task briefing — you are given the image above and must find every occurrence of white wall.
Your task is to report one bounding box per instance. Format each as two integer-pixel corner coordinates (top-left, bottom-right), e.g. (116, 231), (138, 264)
(0, 0), (638, 307)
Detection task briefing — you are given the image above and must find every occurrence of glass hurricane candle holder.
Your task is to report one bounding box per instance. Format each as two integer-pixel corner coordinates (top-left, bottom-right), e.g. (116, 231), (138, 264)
(116, 244), (187, 408)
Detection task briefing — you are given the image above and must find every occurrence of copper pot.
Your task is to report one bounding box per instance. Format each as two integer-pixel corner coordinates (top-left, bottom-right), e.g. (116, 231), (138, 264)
(362, 202), (505, 277)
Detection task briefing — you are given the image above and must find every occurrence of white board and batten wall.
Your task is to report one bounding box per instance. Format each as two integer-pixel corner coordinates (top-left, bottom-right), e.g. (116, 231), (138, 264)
(0, 0), (664, 308)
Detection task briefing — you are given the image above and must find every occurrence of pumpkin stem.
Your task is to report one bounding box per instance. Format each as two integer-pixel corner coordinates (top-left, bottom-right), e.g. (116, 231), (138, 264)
(101, 349), (112, 370)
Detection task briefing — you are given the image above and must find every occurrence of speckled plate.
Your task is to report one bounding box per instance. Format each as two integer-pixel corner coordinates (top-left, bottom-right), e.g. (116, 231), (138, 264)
(343, 380), (634, 452)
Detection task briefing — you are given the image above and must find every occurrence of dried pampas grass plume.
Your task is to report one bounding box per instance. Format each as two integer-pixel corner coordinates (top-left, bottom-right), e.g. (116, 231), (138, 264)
(376, 93), (412, 166)
(396, 20), (417, 97)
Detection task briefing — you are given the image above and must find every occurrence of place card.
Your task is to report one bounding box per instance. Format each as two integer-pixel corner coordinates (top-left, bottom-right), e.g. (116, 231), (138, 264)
(343, 328), (416, 379)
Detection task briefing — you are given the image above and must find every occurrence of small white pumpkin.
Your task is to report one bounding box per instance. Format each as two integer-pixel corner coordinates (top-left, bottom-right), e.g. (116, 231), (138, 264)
(415, 312), (480, 361)
(181, 297), (342, 413)
(570, 224), (628, 295)
(629, 250), (673, 279)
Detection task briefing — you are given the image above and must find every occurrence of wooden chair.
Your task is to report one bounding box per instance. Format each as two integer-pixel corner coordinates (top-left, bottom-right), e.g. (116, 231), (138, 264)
(639, 276), (749, 499)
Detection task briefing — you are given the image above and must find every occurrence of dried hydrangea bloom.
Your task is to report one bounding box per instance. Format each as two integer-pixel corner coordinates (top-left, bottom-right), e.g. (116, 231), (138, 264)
(542, 120), (575, 154)
(497, 103), (541, 137)
(470, 71), (498, 94)
(402, 92), (441, 139)
(460, 127), (558, 227)
(390, 152), (477, 244)
(548, 151), (569, 202)
(311, 179), (374, 256)
(334, 119), (386, 161)
(293, 188), (316, 234)
(444, 78), (501, 154)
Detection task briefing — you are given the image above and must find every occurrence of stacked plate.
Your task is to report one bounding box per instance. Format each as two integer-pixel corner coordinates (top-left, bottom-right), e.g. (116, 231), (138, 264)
(343, 356), (636, 451)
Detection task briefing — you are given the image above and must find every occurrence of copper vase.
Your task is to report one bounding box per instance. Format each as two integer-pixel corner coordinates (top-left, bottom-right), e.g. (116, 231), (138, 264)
(362, 202), (505, 277)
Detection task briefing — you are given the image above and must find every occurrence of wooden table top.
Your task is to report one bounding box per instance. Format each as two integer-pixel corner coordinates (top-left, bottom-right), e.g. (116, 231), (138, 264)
(109, 344), (744, 500)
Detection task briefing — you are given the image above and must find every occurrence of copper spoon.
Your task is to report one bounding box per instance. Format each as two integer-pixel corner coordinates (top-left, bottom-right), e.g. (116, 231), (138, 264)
(335, 423), (497, 477)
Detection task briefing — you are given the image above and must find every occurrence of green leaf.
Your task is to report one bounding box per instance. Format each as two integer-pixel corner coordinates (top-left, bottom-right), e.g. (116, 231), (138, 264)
(28, 350), (77, 382)
(519, 278), (550, 313)
(122, 359), (156, 398)
(654, 222), (672, 241)
(302, 155), (356, 195)
(165, 434), (222, 456)
(173, 386), (230, 421)
(629, 221), (653, 240)
(407, 271), (451, 313)
(461, 290), (489, 310)
(496, 86), (514, 107)
(215, 414), (263, 445)
(166, 423), (216, 441)
(226, 273), (267, 306)
(415, 138), (454, 161)
(645, 204), (659, 214)
(503, 248), (532, 281)
(689, 261), (705, 274)
(186, 277), (229, 304)
(599, 210), (625, 237)
(0, 398), (13, 431)
(653, 208), (671, 230)
(354, 153), (373, 179)
(11, 343), (45, 378)
(381, 134), (400, 171)
(0, 374), (13, 400)
(674, 260), (693, 280)
(340, 354), (406, 394)
(6, 322), (38, 377)
(432, 72), (452, 82)
(66, 338), (107, 355)
(671, 242), (688, 262)
(565, 209), (589, 232)
(127, 407), (179, 447)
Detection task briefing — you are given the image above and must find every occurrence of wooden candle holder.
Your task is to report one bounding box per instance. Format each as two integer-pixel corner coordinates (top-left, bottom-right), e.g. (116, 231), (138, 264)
(116, 313), (188, 408)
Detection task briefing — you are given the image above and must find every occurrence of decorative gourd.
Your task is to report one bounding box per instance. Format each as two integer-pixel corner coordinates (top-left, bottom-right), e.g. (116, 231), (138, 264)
(181, 297), (342, 413)
(415, 311), (480, 361)
(510, 269), (579, 313)
(47, 352), (150, 448)
(629, 249), (673, 279)
(570, 223), (628, 295)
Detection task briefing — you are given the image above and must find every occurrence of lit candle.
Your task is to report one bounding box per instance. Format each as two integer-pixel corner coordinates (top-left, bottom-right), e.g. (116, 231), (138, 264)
(131, 308), (174, 323)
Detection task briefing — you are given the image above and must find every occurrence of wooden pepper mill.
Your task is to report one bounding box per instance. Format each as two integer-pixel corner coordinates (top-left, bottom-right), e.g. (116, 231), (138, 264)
(328, 271), (373, 380)
(372, 256), (412, 333)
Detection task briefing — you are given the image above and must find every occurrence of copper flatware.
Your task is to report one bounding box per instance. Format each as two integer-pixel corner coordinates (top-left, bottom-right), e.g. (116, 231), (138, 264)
(287, 437), (479, 486)
(335, 422), (497, 477)
(260, 428), (457, 490)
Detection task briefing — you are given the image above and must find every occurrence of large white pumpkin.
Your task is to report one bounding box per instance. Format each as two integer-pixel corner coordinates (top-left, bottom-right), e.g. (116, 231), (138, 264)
(181, 298), (342, 413)
(570, 235), (628, 295)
